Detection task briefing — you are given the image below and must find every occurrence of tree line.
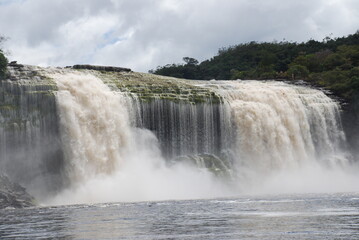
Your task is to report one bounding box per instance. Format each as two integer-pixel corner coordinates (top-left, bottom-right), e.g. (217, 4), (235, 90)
(150, 31), (359, 100)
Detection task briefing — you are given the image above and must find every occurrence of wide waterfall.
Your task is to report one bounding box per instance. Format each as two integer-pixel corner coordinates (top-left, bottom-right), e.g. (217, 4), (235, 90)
(200, 80), (348, 169)
(1, 65), (358, 205)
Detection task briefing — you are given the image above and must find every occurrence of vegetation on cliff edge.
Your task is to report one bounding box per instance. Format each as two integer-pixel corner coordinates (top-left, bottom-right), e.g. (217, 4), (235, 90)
(0, 35), (8, 79)
(150, 31), (359, 101)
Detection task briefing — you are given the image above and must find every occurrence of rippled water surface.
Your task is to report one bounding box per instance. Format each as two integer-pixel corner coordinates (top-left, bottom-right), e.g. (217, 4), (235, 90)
(1, 193), (359, 239)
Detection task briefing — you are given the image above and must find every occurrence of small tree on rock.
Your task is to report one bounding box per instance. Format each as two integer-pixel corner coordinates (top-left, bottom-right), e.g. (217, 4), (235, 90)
(287, 64), (309, 80)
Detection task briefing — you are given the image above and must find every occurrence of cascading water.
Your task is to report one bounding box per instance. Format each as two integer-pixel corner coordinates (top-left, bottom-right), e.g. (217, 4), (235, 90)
(49, 71), (230, 204)
(194, 80), (353, 193)
(53, 72), (133, 182)
(53, 72), (359, 202)
(198, 80), (348, 171)
(2, 66), (358, 205)
(137, 99), (232, 158)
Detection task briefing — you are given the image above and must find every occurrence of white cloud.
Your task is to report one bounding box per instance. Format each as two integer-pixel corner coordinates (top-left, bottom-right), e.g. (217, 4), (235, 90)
(0, 0), (358, 72)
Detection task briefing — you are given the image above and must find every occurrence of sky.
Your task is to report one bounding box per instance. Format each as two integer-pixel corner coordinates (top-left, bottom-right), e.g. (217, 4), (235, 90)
(0, 0), (358, 72)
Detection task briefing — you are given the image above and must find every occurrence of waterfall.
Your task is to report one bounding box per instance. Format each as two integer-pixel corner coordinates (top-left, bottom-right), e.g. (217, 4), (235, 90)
(137, 99), (232, 158)
(49, 71), (228, 204)
(2, 66), (357, 204)
(196, 80), (348, 173)
(130, 79), (348, 173)
(52, 71), (134, 183)
(50, 72), (353, 203)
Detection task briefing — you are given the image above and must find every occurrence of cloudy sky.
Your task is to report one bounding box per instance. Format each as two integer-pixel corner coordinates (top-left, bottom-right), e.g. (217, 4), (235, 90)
(0, 0), (358, 72)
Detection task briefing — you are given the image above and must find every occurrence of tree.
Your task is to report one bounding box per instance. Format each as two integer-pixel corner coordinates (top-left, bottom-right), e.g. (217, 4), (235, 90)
(287, 64), (309, 80)
(149, 31), (359, 100)
(183, 57), (199, 65)
(0, 53), (7, 78)
(0, 35), (8, 79)
(322, 53), (347, 71)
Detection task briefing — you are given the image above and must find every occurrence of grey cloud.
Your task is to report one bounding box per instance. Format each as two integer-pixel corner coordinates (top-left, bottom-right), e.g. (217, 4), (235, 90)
(0, 0), (358, 72)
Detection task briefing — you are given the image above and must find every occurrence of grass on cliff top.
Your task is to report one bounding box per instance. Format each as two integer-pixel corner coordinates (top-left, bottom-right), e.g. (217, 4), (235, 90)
(84, 70), (222, 104)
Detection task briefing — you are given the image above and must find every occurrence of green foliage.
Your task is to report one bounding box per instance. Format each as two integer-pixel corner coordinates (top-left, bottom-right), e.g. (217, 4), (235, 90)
(287, 64), (310, 80)
(182, 57), (199, 65)
(151, 31), (359, 100)
(0, 52), (7, 79)
(150, 57), (201, 79)
(0, 35), (8, 79)
(322, 53), (347, 70)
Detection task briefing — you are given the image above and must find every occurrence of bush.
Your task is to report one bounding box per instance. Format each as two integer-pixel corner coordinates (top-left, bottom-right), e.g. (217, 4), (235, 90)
(0, 51), (7, 79)
(287, 64), (309, 80)
(259, 71), (277, 79)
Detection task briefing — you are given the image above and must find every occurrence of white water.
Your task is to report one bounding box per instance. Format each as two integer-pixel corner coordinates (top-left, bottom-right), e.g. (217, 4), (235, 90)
(47, 72), (359, 205)
(54, 72), (132, 181)
(49, 72), (230, 205)
(199, 80), (358, 193)
(202, 81), (348, 169)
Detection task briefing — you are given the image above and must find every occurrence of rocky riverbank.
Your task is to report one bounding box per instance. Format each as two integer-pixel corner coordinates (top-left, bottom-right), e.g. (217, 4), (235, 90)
(0, 174), (36, 209)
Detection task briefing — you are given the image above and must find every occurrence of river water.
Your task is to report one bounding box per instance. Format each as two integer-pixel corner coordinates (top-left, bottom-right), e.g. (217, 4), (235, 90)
(1, 192), (359, 239)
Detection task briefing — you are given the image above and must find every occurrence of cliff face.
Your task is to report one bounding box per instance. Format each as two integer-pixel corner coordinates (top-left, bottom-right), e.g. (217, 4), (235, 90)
(341, 93), (359, 155)
(0, 65), (64, 198)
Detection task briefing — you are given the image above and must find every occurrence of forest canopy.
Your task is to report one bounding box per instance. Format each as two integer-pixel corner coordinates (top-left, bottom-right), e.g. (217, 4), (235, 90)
(150, 31), (359, 100)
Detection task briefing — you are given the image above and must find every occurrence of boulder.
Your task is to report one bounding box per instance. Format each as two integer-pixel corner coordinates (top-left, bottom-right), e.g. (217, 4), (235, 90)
(0, 174), (36, 209)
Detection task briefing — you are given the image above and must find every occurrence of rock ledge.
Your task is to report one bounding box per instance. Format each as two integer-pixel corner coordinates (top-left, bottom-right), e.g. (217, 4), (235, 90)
(72, 64), (131, 72)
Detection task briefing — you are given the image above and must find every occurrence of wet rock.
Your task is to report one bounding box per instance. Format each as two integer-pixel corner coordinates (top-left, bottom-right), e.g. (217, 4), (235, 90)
(8, 61), (24, 68)
(175, 153), (233, 178)
(0, 174), (36, 209)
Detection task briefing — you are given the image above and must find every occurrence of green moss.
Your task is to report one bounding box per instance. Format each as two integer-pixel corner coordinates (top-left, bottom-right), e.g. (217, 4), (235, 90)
(89, 70), (224, 104)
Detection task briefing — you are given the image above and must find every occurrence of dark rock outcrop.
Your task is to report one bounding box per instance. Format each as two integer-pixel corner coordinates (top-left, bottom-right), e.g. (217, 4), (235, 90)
(8, 61), (24, 68)
(342, 92), (359, 156)
(0, 174), (36, 209)
(72, 64), (131, 72)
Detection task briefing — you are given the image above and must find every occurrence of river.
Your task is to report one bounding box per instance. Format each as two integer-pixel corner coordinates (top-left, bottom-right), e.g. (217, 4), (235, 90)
(1, 192), (359, 239)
